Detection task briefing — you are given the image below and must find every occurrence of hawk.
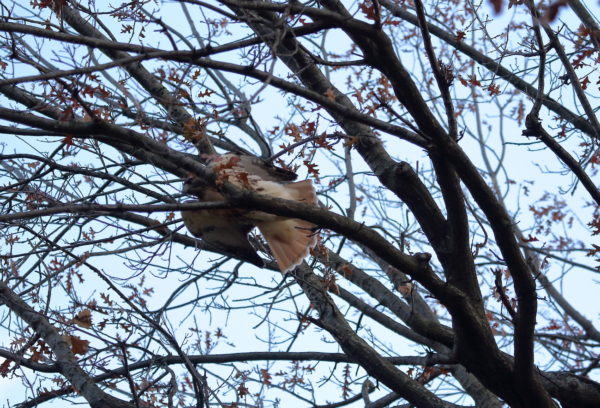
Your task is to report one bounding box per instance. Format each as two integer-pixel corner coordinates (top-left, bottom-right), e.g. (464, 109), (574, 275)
(182, 154), (318, 273)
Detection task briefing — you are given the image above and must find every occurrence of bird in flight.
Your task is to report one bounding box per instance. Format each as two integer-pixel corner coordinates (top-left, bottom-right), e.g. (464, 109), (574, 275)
(181, 153), (318, 273)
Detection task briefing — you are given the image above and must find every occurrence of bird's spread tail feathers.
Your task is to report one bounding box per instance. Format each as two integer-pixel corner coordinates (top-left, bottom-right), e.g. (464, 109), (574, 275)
(257, 218), (317, 273)
(255, 179), (318, 273)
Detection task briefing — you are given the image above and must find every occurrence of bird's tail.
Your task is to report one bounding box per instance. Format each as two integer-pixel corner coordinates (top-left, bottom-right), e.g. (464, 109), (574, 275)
(256, 218), (317, 273)
(256, 179), (318, 273)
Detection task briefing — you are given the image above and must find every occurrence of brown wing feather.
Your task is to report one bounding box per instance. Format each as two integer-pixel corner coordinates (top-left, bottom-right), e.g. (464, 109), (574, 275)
(181, 205), (264, 267)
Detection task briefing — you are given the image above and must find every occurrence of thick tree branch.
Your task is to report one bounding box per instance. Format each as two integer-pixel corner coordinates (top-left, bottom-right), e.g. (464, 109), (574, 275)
(292, 264), (462, 408)
(323, 249), (455, 347)
(378, 0), (599, 139)
(0, 281), (135, 408)
(58, 4), (215, 155)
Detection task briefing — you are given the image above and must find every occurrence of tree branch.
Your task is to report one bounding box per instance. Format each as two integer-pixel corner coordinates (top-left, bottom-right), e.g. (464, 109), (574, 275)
(0, 281), (135, 408)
